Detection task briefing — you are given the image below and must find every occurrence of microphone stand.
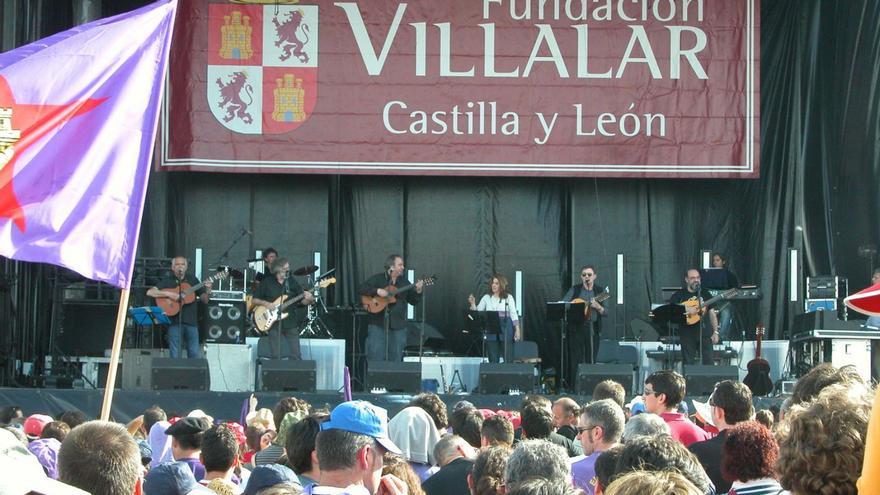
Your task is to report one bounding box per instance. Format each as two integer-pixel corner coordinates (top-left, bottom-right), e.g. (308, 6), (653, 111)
(695, 284), (704, 370)
(176, 276), (184, 358)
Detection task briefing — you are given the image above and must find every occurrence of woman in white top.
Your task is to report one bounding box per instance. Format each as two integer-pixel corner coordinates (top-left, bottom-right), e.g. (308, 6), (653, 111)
(468, 274), (521, 363)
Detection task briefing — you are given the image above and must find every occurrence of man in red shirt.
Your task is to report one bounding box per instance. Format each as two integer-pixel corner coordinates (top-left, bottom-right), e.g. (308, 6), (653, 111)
(643, 370), (712, 447)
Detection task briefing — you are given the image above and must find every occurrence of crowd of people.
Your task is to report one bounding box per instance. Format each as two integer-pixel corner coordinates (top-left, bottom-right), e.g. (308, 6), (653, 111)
(0, 362), (876, 495)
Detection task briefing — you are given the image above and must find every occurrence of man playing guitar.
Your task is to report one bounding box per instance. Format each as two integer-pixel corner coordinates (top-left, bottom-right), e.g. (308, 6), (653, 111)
(358, 254), (424, 362)
(562, 265), (607, 385)
(669, 268), (720, 365)
(251, 258), (315, 359)
(147, 256), (213, 358)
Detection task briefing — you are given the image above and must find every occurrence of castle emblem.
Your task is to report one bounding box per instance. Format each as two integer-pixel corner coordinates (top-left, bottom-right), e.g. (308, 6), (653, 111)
(219, 11), (254, 60)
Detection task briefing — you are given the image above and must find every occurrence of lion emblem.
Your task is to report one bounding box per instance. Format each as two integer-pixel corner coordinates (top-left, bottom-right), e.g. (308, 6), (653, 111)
(216, 71), (254, 124)
(273, 10), (311, 63)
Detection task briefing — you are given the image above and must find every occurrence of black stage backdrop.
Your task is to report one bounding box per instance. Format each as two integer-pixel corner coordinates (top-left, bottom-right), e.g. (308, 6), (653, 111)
(3, 0), (880, 373)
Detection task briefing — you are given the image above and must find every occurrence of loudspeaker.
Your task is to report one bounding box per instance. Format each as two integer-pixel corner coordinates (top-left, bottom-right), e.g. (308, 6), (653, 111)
(478, 363), (534, 394)
(367, 361), (421, 393)
(260, 360), (317, 392)
(684, 365), (739, 396)
(122, 348), (170, 390)
(576, 363), (635, 396)
(151, 358), (209, 391)
(57, 302), (117, 356)
(205, 301), (246, 344)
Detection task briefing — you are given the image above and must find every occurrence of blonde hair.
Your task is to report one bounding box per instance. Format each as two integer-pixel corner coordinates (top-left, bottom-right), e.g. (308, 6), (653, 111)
(604, 470), (703, 495)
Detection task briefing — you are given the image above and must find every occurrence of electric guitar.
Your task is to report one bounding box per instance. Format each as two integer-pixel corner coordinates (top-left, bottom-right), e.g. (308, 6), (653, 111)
(155, 268), (229, 317)
(571, 292), (611, 319)
(743, 324), (773, 396)
(252, 277), (336, 333)
(361, 275), (437, 314)
(680, 288), (738, 325)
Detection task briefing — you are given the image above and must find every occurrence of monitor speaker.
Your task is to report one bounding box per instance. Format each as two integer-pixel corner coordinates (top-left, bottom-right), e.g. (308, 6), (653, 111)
(576, 363), (635, 396)
(151, 358), (209, 391)
(260, 360), (317, 392)
(478, 363), (534, 394)
(205, 300), (246, 344)
(122, 348), (169, 390)
(684, 365), (739, 396)
(367, 361), (421, 393)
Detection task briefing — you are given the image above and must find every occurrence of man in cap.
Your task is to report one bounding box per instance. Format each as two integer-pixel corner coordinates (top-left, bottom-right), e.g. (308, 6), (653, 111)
(166, 416), (211, 481)
(243, 464), (302, 494)
(144, 461), (212, 495)
(24, 413), (53, 441)
(307, 400), (409, 495)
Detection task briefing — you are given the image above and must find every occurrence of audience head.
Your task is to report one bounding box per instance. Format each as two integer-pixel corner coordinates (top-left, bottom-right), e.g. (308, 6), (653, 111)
(481, 414), (514, 448)
(604, 470), (703, 495)
(613, 435), (711, 494)
(388, 406), (442, 465)
(505, 440), (569, 489)
(754, 409), (774, 430)
(273, 396), (310, 432)
(450, 407), (484, 448)
(520, 405), (554, 439)
(142, 406), (167, 436)
(790, 363), (865, 406)
(643, 370), (686, 413)
(592, 380), (626, 409)
(506, 477), (582, 495)
(58, 410), (88, 430)
(721, 421), (778, 484)
(408, 393), (449, 430)
(709, 380), (754, 429)
(620, 413), (669, 442)
(594, 445), (624, 494)
(469, 445), (510, 495)
(382, 453), (426, 495)
(24, 414), (54, 440)
(433, 434), (476, 466)
(776, 384), (872, 495)
(201, 424), (239, 474)
(165, 416), (210, 458)
(143, 461), (200, 495)
(316, 401), (401, 494)
(58, 420), (142, 495)
(0, 405), (23, 425)
(521, 395), (552, 412)
(244, 464), (301, 495)
(284, 412), (328, 475)
(246, 424), (273, 456)
(551, 397), (579, 428)
(578, 399), (625, 455)
(40, 421), (71, 442)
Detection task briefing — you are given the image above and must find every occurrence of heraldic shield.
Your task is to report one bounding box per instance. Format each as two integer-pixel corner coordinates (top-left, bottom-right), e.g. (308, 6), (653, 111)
(207, 2), (318, 134)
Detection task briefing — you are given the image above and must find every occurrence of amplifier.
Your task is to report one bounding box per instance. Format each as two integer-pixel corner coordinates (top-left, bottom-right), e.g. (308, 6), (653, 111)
(211, 290), (246, 301)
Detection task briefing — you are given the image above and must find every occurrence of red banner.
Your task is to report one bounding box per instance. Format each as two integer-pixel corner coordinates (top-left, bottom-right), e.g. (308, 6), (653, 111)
(160, 0), (760, 177)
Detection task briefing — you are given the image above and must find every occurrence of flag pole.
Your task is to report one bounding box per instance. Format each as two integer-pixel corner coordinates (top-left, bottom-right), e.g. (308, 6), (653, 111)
(100, 288), (131, 421)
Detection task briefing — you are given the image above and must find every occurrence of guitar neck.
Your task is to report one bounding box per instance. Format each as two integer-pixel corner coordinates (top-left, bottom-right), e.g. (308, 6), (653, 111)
(278, 293), (304, 311)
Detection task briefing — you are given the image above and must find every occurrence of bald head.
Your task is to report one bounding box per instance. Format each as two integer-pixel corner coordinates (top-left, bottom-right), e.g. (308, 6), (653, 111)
(552, 397), (580, 428)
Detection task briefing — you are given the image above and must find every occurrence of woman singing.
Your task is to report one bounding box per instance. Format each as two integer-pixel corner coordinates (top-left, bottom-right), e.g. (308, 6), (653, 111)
(468, 274), (521, 363)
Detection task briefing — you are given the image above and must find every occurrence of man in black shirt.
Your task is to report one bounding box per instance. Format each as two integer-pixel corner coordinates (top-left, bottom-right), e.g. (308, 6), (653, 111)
(252, 258), (315, 359)
(358, 254), (423, 362)
(562, 265), (607, 386)
(253, 247), (278, 285)
(669, 268), (719, 365)
(147, 256), (213, 358)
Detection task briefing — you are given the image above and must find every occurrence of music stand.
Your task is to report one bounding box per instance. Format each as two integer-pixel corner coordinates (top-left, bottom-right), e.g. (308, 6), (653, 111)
(650, 303), (686, 371)
(466, 310), (503, 362)
(546, 301), (585, 391)
(128, 306), (171, 348)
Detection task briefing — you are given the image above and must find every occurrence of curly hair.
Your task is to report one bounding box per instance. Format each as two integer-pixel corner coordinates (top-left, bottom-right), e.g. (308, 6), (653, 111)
(613, 435), (711, 493)
(472, 446), (510, 495)
(604, 470), (703, 495)
(776, 384), (873, 495)
(721, 421), (778, 482)
(409, 393), (449, 430)
(273, 397), (310, 431)
(383, 452), (426, 495)
(790, 363), (865, 406)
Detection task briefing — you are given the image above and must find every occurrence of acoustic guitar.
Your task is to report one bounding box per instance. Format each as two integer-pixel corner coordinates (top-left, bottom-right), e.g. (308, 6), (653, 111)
(155, 268), (229, 317)
(361, 275), (437, 314)
(252, 277), (336, 333)
(571, 291), (611, 319)
(680, 288), (738, 325)
(743, 324), (773, 396)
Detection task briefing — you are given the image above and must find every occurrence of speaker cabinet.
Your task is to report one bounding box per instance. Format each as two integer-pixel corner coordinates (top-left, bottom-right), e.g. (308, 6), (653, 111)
(151, 358), (209, 391)
(367, 361), (421, 393)
(478, 363), (534, 394)
(576, 363), (635, 396)
(684, 365), (739, 396)
(57, 302), (117, 356)
(260, 360), (317, 392)
(205, 301), (246, 344)
(122, 348), (169, 390)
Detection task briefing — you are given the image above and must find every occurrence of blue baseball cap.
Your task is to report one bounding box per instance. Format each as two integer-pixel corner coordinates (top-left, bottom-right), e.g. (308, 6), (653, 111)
(243, 464), (301, 495)
(144, 462), (200, 495)
(321, 401), (401, 455)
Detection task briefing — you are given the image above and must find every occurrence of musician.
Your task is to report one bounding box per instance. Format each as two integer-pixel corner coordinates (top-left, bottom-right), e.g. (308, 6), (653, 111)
(468, 274), (521, 363)
(705, 252), (739, 340)
(147, 256), (212, 358)
(251, 258), (315, 359)
(669, 268), (719, 365)
(562, 265), (607, 384)
(358, 254), (423, 362)
(253, 247), (278, 284)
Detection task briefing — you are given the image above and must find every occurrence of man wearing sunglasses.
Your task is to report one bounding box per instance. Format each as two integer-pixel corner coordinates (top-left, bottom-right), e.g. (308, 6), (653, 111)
(571, 399), (624, 495)
(562, 265), (608, 388)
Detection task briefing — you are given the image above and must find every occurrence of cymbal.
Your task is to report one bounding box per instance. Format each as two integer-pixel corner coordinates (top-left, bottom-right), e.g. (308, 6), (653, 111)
(292, 264), (319, 276)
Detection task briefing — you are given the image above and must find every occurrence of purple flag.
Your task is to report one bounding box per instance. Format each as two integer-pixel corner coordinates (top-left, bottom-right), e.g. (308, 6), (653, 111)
(0, 0), (177, 288)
